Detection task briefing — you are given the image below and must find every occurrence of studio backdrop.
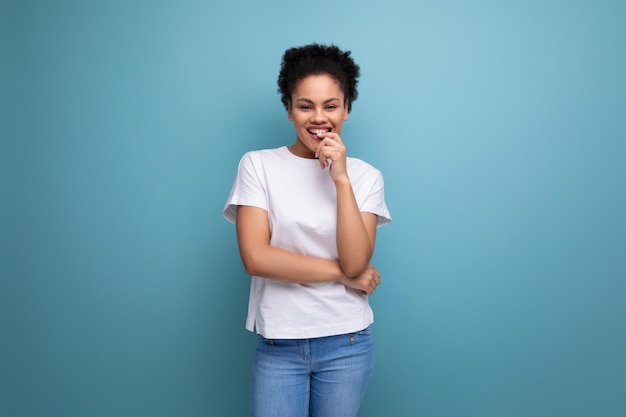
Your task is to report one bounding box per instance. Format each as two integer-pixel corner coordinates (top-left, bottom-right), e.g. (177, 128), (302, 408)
(4, 1), (625, 416)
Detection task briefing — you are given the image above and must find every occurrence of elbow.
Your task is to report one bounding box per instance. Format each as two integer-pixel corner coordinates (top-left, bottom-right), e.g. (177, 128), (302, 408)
(242, 261), (263, 278)
(340, 259), (369, 278)
(240, 251), (263, 277)
(339, 246), (373, 278)
(241, 261), (256, 276)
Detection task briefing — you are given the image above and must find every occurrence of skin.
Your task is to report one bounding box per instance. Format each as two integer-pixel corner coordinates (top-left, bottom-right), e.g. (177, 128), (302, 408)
(235, 74), (381, 295)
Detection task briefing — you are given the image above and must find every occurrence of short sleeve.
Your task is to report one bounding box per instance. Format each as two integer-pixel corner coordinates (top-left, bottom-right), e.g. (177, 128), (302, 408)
(359, 171), (392, 227)
(222, 153), (268, 224)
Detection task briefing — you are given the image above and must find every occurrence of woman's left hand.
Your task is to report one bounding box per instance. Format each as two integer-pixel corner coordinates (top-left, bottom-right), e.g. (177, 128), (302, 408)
(315, 132), (349, 183)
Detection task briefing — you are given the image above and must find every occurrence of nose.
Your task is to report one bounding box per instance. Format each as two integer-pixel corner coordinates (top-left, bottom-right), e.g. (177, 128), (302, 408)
(311, 108), (326, 123)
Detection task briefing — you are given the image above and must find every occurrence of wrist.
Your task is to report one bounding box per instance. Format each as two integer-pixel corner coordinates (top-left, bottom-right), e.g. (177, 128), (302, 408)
(333, 176), (351, 186)
(337, 272), (351, 286)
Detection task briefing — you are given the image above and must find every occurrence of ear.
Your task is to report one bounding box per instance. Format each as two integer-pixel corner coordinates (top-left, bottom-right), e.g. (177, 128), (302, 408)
(343, 101), (350, 121)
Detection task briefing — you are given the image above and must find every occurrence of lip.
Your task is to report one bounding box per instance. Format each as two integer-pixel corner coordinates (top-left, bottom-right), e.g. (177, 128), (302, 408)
(307, 127), (332, 136)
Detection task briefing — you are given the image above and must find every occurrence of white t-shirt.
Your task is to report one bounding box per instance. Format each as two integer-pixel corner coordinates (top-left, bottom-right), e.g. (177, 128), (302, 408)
(223, 146), (391, 339)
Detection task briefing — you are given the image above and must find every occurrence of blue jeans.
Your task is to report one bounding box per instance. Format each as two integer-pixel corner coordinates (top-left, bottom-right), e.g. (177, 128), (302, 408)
(251, 327), (374, 417)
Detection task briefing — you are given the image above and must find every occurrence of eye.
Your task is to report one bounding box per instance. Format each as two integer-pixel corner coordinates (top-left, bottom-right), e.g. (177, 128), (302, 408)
(326, 105), (337, 110)
(298, 105), (312, 111)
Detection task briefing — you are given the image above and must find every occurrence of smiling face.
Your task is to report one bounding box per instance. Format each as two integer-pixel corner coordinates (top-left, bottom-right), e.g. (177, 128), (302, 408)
(287, 74), (349, 158)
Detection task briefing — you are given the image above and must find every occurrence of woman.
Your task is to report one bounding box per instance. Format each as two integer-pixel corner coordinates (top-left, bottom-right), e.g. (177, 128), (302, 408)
(223, 43), (391, 417)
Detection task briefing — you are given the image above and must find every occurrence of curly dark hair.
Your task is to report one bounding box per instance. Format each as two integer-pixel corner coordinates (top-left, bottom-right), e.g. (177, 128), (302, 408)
(277, 43), (360, 113)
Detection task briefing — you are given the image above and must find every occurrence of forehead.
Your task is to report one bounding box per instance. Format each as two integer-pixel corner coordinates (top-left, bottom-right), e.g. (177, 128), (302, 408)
(293, 74), (344, 99)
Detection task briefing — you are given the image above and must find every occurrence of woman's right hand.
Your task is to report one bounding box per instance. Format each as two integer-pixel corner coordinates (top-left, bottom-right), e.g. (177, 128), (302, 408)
(341, 263), (381, 295)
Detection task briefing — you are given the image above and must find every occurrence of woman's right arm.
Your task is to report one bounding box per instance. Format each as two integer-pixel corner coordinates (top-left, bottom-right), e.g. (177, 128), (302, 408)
(235, 205), (380, 294)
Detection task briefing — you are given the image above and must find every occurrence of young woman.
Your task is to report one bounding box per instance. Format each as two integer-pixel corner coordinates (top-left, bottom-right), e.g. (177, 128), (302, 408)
(223, 43), (391, 417)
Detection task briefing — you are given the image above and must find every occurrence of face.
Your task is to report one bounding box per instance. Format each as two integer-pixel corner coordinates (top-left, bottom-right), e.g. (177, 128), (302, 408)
(287, 74), (349, 158)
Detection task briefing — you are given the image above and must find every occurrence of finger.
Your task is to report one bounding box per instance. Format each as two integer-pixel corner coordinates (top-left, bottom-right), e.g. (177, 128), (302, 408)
(317, 134), (345, 149)
(315, 140), (336, 155)
(317, 148), (344, 168)
(317, 148), (342, 169)
(315, 140), (340, 158)
(317, 153), (331, 169)
(319, 132), (344, 145)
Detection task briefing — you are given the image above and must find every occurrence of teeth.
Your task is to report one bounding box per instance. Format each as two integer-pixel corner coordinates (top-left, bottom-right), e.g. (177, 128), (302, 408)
(308, 129), (329, 136)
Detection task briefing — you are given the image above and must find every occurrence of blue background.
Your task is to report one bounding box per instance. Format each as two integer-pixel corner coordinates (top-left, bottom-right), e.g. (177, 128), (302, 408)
(3, 1), (625, 416)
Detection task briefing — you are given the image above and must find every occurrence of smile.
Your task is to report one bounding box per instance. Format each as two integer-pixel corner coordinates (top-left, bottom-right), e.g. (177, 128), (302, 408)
(307, 128), (331, 136)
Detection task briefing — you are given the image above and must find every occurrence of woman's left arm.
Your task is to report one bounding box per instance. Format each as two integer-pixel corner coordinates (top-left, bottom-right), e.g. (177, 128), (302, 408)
(316, 133), (378, 277)
(335, 180), (378, 276)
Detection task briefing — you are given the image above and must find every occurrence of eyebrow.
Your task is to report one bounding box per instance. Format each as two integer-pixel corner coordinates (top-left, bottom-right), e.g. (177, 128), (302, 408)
(295, 97), (342, 104)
